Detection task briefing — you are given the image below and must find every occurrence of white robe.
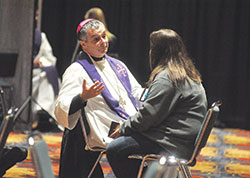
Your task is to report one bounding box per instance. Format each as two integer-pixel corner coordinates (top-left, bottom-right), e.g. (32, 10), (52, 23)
(32, 32), (59, 119)
(55, 57), (144, 148)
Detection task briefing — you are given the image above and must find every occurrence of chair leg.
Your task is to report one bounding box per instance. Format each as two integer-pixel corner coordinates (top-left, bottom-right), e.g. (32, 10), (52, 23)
(178, 164), (186, 178)
(183, 165), (192, 178)
(137, 157), (147, 178)
(163, 165), (179, 178)
(87, 151), (105, 178)
(177, 161), (192, 178)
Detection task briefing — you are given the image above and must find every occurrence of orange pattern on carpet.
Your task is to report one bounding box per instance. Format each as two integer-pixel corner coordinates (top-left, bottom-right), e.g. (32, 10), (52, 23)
(3, 128), (250, 178)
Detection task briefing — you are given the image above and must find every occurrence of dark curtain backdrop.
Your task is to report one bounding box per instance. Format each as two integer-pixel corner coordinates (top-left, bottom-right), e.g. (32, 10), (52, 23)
(41, 0), (250, 130)
(0, 0), (35, 130)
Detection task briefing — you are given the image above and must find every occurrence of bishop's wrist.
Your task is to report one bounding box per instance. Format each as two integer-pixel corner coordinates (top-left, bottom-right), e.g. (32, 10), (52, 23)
(80, 92), (88, 102)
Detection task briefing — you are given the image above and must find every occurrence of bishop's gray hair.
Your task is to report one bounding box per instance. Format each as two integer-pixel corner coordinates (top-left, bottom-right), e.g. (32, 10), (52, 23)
(77, 20), (104, 41)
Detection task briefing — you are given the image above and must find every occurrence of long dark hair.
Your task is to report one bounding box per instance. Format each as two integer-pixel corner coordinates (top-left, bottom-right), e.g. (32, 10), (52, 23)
(147, 29), (201, 86)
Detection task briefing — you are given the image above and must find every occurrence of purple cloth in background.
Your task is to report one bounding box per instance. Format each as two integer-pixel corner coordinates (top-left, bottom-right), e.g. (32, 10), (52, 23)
(33, 29), (41, 59)
(40, 66), (59, 96)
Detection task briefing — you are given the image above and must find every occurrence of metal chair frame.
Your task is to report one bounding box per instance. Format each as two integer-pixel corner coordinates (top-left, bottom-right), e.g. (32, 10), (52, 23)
(79, 118), (106, 178)
(128, 101), (221, 178)
(0, 108), (15, 158)
(0, 96), (31, 156)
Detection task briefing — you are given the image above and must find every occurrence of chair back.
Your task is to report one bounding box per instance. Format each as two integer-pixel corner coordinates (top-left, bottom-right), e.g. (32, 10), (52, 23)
(28, 132), (55, 178)
(0, 87), (7, 124)
(0, 96), (31, 158)
(187, 101), (221, 165)
(0, 108), (15, 158)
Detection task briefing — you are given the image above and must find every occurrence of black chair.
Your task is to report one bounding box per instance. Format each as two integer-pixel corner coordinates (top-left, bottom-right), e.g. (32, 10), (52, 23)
(129, 101), (221, 178)
(0, 86), (7, 123)
(0, 96), (31, 156)
(0, 107), (28, 177)
(0, 108), (17, 158)
(79, 117), (106, 178)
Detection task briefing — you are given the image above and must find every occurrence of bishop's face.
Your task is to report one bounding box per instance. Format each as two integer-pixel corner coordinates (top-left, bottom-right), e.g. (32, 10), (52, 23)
(80, 24), (109, 58)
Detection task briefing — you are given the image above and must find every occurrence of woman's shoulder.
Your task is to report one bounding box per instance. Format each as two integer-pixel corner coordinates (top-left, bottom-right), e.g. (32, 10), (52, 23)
(155, 70), (171, 80)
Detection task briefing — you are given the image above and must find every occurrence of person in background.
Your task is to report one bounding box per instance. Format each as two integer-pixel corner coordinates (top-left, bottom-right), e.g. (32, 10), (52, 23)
(106, 29), (208, 178)
(54, 19), (144, 178)
(32, 9), (61, 132)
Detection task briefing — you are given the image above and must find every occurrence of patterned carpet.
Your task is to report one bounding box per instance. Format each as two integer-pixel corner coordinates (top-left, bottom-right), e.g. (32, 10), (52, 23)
(3, 127), (250, 178)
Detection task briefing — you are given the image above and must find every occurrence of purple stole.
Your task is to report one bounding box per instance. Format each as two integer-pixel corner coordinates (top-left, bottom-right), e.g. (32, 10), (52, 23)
(76, 53), (138, 120)
(33, 29), (41, 59)
(41, 66), (59, 96)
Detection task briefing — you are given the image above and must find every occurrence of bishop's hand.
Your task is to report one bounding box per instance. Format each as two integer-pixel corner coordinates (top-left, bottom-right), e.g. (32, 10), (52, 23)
(80, 79), (104, 101)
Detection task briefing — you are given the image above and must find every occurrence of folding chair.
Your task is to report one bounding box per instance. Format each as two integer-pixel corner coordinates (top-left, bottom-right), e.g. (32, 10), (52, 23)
(79, 117), (106, 178)
(28, 131), (55, 178)
(0, 108), (16, 158)
(0, 86), (7, 123)
(129, 100), (222, 178)
(0, 96), (31, 156)
(0, 104), (28, 177)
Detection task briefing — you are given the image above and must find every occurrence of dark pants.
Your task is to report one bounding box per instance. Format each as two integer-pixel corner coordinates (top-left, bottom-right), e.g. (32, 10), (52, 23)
(59, 121), (104, 178)
(106, 133), (164, 178)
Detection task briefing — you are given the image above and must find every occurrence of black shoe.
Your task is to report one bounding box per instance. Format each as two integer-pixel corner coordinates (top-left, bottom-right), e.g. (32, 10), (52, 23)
(32, 110), (61, 132)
